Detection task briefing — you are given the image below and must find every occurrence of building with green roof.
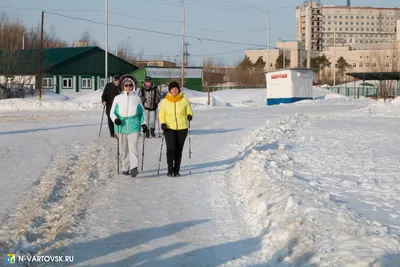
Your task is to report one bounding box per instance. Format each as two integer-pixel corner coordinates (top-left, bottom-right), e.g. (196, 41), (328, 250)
(0, 46), (138, 94)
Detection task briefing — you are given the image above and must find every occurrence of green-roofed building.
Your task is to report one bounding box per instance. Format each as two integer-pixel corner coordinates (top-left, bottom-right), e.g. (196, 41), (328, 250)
(0, 46), (138, 94)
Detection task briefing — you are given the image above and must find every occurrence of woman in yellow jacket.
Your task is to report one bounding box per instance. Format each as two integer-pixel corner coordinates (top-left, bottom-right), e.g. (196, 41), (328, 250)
(158, 81), (193, 177)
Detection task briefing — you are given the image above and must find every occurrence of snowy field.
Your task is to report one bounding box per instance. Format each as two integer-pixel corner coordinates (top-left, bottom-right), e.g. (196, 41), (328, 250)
(1, 87), (400, 266)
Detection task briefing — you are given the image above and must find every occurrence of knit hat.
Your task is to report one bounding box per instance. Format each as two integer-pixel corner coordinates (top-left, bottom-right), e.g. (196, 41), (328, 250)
(145, 76), (152, 82)
(118, 74), (138, 91)
(168, 81), (180, 92)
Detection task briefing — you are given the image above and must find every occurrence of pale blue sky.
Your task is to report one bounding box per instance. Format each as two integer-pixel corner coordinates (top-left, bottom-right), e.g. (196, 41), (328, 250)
(2, 0), (399, 66)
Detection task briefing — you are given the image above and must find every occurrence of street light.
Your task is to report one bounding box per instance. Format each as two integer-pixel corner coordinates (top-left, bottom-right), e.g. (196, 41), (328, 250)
(179, 0), (185, 87)
(278, 38), (286, 69)
(198, 38), (204, 89)
(249, 4), (270, 72)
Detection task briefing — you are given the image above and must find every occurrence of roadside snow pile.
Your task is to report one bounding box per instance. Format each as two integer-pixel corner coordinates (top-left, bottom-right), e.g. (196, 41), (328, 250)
(228, 113), (400, 266)
(0, 98), (102, 112)
(0, 90), (103, 112)
(212, 89), (267, 107)
(70, 89), (103, 103)
(182, 88), (267, 108)
(367, 97), (400, 116)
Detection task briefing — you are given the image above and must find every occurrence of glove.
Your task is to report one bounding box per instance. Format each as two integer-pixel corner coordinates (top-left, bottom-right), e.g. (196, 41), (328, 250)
(187, 114), (192, 121)
(161, 123), (168, 132)
(141, 124), (148, 133)
(114, 118), (121, 125)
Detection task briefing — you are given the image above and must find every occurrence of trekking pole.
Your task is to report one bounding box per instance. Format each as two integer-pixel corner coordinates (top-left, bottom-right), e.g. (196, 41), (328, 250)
(157, 134), (164, 175)
(141, 131), (145, 171)
(188, 120), (192, 175)
(117, 125), (120, 174)
(99, 104), (105, 137)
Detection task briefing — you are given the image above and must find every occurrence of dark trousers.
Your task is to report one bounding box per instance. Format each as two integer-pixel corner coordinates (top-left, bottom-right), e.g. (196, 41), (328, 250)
(165, 129), (188, 171)
(106, 109), (114, 136)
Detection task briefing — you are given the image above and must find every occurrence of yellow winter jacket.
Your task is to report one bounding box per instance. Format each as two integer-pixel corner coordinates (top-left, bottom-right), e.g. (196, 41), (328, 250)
(158, 92), (193, 130)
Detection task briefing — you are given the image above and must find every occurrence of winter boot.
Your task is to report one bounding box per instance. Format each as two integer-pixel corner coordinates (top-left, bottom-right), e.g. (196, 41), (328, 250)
(145, 129), (150, 138)
(167, 166), (174, 177)
(122, 170), (129, 175)
(150, 128), (155, 137)
(130, 167), (139, 177)
(173, 168), (181, 177)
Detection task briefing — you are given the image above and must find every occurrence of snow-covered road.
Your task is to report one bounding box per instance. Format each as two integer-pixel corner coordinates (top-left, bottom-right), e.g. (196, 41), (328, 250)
(1, 89), (400, 266)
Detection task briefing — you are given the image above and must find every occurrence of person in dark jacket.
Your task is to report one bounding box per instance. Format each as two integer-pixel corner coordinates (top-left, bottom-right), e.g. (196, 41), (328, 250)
(139, 76), (161, 137)
(101, 74), (121, 137)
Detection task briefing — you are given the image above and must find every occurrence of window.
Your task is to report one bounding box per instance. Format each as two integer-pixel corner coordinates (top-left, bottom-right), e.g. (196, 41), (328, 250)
(99, 78), (106, 88)
(82, 78), (92, 88)
(352, 63), (356, 67)
(42, 78), (52, 88)
(63, 78), (72, 88)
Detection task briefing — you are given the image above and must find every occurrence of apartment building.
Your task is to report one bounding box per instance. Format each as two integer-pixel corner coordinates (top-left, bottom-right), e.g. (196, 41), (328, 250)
(296, 1), (400, 51)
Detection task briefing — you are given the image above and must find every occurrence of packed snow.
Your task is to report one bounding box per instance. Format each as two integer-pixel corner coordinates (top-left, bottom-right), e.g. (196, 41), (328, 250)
(1, 86), (400, 266)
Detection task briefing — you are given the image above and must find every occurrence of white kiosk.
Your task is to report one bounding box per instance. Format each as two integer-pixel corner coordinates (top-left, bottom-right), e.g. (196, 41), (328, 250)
(266, 68), (314, 105)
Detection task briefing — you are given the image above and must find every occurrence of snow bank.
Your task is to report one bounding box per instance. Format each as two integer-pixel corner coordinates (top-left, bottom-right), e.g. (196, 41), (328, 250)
(228, 114), (400, 266)
(0, 90), (104, 112)
(366, 96), (400, 116)
(182, 88), (267, 109)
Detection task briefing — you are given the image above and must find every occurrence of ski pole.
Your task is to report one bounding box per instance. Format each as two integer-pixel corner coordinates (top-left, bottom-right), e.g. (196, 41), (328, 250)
(99, 104), (105, 137)
(141, 130), (145, 171)
(188, 120), (192, 175)
(157, 134), (164, 175)
(117, 125), (120, 174)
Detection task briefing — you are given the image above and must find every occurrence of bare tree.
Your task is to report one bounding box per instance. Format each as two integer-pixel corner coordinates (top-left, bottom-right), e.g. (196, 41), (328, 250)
(116, 39), (134, 61)
(0, 12), (67, 98)
(364, 42), (400, 98)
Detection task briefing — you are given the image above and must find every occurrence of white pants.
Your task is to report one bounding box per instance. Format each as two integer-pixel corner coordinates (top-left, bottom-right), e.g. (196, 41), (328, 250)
(118, 132), (139, 171)
(145, 110), (157, 129)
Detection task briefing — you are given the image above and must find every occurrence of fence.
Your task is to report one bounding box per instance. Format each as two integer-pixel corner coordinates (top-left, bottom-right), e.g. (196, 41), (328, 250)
(0, 84), (35, 99)
(209, 85), (266, 91)
(325, 86), (400, 99)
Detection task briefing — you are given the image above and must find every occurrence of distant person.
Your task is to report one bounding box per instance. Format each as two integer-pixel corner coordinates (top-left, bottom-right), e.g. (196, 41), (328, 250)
(139, 76), (161, 138)
(110, 74), (147, 177)
(158, 80), (193, 177)
(101, 74), (121, 137)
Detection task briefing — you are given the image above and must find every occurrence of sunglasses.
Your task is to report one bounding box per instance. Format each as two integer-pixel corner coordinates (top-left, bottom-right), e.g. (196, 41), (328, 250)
(124, 84), (133, 87)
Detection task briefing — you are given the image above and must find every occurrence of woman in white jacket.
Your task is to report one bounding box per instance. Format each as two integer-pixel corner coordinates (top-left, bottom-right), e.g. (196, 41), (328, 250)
(110, 74), (147, 177)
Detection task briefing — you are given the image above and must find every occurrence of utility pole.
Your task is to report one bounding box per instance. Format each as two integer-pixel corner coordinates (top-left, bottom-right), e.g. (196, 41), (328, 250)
(248, 4), (270, 73)
(39, 11), (44, 101)
(105, 0), (108, 85)
(179, 0), (185, 87)
(184, 42), (190, 66)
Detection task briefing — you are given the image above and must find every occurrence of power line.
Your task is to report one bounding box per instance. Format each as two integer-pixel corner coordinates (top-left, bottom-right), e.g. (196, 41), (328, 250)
(0, 5), (103, 12)
(45, 11), (267, 48)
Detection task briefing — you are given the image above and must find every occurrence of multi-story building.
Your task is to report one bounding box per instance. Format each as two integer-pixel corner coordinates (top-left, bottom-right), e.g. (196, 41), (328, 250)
(296, 1), (400, 51)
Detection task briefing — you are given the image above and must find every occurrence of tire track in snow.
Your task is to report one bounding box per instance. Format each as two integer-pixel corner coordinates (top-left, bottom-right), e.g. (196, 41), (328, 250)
(0, 143), (114, 265)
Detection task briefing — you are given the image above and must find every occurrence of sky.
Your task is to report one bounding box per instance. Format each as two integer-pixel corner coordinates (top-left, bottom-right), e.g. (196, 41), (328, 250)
(1, 0), (399, 66)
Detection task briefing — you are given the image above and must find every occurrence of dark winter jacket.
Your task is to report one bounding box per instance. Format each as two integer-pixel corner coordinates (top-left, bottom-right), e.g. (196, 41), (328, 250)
(140, 83), (161, 111)
(101, 82), (120, 113)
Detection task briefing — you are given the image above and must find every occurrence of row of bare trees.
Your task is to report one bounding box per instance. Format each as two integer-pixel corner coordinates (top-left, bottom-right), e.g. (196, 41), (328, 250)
(0, 12), (68, 51)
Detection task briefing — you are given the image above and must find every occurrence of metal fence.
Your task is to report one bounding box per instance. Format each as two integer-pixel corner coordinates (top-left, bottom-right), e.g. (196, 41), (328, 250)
(0, 84), (35, 99)
(325, 86), (400, 99)
(209, 85), (266, 91)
